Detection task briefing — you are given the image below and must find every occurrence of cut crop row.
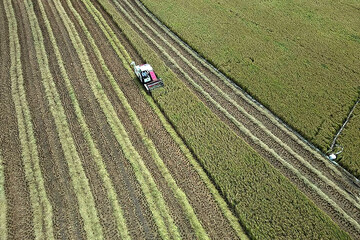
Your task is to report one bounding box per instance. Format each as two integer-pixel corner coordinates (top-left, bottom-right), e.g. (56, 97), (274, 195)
(97, 0), (351, 238)
(53, 0), (183, 238)
(79, 1), (214, 239)
(81, 0), (248, 238)
(24, 1), (104, 239)
(36, 0), (130, 238)
(0, 151), (7, 239)
(4, 1), (54, 239)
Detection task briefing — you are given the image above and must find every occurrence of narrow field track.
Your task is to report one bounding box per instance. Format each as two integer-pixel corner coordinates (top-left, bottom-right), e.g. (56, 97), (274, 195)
(1, 0), (245, 239)
(100, 0), (360, 238)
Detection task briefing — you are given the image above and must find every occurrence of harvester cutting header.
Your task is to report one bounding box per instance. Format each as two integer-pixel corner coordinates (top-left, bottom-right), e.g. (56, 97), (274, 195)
(131, 61), (164, 92)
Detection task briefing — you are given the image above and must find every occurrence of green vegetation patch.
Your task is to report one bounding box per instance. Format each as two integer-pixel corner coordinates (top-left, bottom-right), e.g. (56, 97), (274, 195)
(140, 0), (360, 175)
(98, 0), (350, 239)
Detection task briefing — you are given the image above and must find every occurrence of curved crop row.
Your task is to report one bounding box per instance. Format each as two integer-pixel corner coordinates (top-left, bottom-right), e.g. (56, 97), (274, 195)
(4, 1), (54, 239)
(108, 0), (360, 232)
(120, 0), (360, 213)
(0, 151), (7, 239)
(36, 1), (130, 239)
(54, 0), (180, 238)
(24, 1), (103, 239)
(79, 1), (211, 239)
(95, 1), (352, 238)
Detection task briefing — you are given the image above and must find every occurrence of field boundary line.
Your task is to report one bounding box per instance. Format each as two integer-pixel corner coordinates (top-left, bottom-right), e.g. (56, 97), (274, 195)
(80, 1), (212, 238)
(0, 151), (7, 239)
(37, 1), (130, 239)
(99, 0), (360, 235)
(122, 0), (360, 210)
(135, 0), (360, 185)
(4, 1), (54, 239)
(27, 1), (104, 239)
(57, 0), (179, 238)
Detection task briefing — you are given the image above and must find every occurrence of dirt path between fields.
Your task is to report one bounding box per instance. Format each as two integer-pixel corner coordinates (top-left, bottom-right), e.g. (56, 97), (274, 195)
(101, 0), (360, 238)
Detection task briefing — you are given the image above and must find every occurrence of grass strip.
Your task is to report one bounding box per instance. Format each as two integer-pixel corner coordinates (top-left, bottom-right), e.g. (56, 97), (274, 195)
(55, 0), (178, 238)
(0, 151), (7, 239)
(96, 1), (352, 238)
(80, 1), (211, 239)
(108, 0), (360, 232)
(4, 1), (54, 239)
(25, 1), (103, 239)
(37, 1), (130, 239)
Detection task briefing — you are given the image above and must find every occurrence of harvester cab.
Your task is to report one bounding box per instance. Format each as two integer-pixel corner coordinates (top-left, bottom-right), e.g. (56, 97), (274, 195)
(131, 61), (164, 92)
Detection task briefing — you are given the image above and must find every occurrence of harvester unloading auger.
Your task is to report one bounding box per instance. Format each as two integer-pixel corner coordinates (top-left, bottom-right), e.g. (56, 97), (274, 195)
(131, 61), (164, 92)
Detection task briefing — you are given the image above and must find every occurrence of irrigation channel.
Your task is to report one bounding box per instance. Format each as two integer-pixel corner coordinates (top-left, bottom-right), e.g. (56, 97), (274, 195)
(95, 0), (360, 238)
(1, 0), (247, 239)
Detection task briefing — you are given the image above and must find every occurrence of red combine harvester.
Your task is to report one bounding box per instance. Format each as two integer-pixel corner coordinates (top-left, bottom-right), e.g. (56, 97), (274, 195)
(131, 61), (164, 92)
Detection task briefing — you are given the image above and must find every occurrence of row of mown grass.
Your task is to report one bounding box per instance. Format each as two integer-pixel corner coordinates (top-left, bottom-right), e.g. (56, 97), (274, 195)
(4, 1), (54, 239)
(37, 1), (130, 238)
(54, 0), (181, 238)
(85, 1), (249, 236)
(98, 0), (351, 238)
(0, 151), (7, 239)
(117, 0), (360, 215)
(139, 0), (360, 174)
(80, 0), (212, 238)
(24, 1), (103, 239)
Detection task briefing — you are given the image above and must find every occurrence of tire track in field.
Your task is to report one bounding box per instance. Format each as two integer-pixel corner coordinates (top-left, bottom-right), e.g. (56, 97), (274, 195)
(106, 0), (360, 237)
(53, 1), (180, 238)
(76, 1), (210, 239)
(23, 1), (104, 239)
(4, 1), (54, 239)
(37, 1), (130, 238)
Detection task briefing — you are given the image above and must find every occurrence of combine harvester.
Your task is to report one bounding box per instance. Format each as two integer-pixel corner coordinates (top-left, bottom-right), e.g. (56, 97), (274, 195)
(131, 61), (164, 91)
